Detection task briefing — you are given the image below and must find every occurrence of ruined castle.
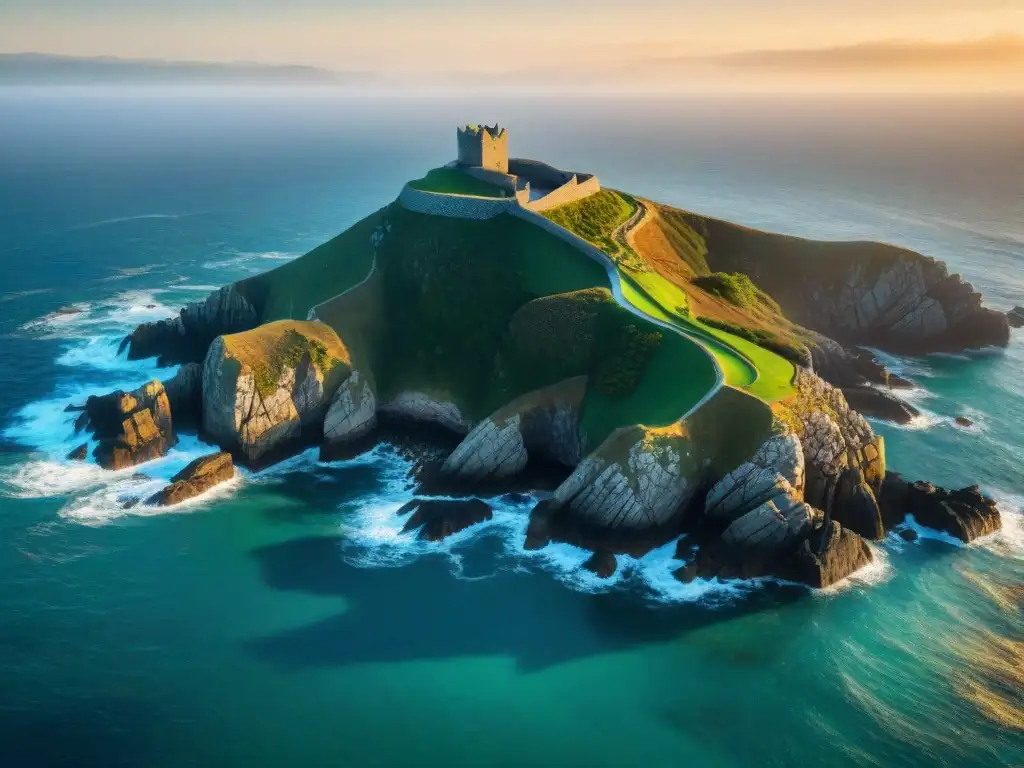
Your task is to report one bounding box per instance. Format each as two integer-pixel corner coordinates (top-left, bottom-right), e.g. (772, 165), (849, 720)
(400, 124), (602, 219)
(456, 124), (508, 173)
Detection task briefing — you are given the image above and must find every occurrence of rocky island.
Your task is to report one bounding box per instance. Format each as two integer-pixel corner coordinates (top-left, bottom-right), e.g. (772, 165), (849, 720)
(73, 124), (1011, 590)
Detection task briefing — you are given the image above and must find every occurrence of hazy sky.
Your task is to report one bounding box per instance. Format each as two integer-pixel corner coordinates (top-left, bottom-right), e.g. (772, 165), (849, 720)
(3, 0), (1024, 89)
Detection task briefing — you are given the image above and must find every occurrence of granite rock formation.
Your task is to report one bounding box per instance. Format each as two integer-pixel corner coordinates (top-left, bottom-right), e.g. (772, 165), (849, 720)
(378, 391), (472, 435)
(82, 380), (176, 470)
(323, 370), (377, 446)
(122, 285), (259, 365)
(549, 425), (694, 531)
(147, 451), (234, 506)
(441, 377), (587, 482)
(877, 472), (1001, 542)
(202, 322), (352, 465)
(791, 520), (873, 589)
(162, 362), (203, 430)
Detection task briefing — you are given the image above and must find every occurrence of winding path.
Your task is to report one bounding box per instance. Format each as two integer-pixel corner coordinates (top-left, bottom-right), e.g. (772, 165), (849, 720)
(308, 195), (741, 430)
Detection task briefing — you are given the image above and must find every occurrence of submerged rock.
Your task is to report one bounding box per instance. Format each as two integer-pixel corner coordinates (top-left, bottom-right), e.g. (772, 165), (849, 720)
(66, 443), (88, 461)
(582, 549), (618, 579)
(147, 451), (234, 507)
(83, 380), (176, 470)
(899, 528), (919, 542)
(954, 416), (974, 428)
(398, 498), (493, 541)
(1008, 306), (1024, 329)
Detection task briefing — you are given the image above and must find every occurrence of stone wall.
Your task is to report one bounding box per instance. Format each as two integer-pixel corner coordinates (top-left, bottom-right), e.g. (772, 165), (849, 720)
(398, 184), (518, 220)
(508, 158), (575, 188)
(524, 174), (601, 212)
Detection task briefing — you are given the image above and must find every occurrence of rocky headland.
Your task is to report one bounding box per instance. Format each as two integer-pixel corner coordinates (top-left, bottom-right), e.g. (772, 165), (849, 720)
(66, 178), (1013, 593)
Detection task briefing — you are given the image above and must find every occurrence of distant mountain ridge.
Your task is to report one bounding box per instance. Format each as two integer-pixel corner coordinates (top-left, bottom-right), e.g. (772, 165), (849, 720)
(0, 53), (369, 84)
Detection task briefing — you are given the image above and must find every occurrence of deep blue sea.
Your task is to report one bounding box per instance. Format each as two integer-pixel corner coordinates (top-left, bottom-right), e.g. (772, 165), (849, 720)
(1, 88), (1022, 767)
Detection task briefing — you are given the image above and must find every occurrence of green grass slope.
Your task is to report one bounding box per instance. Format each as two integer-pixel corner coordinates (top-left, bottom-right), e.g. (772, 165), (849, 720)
(538, 192), (796, 402)
(306, 204), (720, 449)
(235, 208), (384, 322)
(408, 167), (507, 198)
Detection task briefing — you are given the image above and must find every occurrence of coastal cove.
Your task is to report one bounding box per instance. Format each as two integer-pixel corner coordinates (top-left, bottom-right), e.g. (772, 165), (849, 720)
(1, 90), (1022, 767)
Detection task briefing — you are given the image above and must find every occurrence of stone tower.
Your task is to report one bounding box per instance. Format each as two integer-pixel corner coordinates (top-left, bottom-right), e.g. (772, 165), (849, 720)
(456, 124), (508, 173)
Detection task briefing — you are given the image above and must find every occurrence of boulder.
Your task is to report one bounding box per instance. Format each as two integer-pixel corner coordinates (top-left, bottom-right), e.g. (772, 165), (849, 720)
(673, 562), (699, 584)
(122, 285), (259, 365)
(899, 528), (919, 542)
(1007, 306), (1024, 329)
(524, 500), (555, 550)
(905, 481), (1001, 542)
(877, 471), (1000, 542)
(202, 321), (352, 465)
(841, 386), (919, 425)
(83, 380), (176, 470)
(792, 521), (873, 589)
(582, 549), (618, 579)
(147, 451), (234, 506)
(162, 362), (203, 430)
(955, 416), (973, 428)
(67, 443), (88, 461)
(398, 498), (493, 541)
(831, 467), (885, 540)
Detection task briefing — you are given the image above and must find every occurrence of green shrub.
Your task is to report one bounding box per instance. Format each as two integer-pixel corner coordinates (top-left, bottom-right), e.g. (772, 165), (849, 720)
(691, 272), (781, 313)
(252, 330), (337, 397)
(594, 322), (663, 397)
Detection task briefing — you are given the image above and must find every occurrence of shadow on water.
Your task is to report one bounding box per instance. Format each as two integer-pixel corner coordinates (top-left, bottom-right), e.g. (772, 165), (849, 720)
(257, 461), (386, 523)
(244, 534), (807, 672)
(0, 695), (159, 768)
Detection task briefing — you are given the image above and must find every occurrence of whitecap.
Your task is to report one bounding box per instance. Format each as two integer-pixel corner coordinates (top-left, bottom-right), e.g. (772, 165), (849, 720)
(202, 250), (300, 271)
(976, 490), (1024, 561)
(60, 468), (243, 526)
(21, 289), (176, 340)
(816, 542), (895, 596)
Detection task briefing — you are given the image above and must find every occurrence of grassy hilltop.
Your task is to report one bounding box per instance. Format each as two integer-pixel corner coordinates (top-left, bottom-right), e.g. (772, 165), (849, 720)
(231, 181), (822, 453)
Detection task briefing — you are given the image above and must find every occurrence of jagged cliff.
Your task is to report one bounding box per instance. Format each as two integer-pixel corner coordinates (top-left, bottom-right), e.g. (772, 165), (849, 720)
(675, 211), (1009, 355)
(83, 187), (1007, 591)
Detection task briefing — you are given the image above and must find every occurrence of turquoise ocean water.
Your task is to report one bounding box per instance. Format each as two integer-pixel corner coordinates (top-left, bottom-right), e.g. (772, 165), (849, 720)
(0, 89), (1022, 767)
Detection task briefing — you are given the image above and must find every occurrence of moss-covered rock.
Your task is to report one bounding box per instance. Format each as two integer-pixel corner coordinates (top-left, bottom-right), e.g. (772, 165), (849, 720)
(202, 320), (352, 465)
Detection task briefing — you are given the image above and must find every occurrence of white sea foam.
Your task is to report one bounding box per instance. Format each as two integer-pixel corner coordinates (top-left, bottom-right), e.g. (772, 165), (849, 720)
(977, 490), (1024, 561)
(202, 250), (300, 271)
(22, 289), (176, 340)
(334, 452), (787, 605)
(60, 467), (243, 526)
(816, 543), (895, 597)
